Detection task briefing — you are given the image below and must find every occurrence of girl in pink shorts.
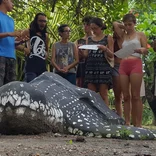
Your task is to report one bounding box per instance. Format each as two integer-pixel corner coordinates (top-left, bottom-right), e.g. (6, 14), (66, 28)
(113, 14), (148, 127)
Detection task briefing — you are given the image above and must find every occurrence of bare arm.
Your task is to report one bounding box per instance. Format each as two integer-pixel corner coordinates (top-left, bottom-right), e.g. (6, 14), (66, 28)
(106, 35), (114, 58)
(75, 39), (88, 60)
(134, 32), (148, 55)
(51, 43), (61, 71)
(0, 31), (21, 38)
(45, 33), (50, 59)
(113, 22), (125, 39)
(82, 39), (89, 58)
(97, 35), (114, 58)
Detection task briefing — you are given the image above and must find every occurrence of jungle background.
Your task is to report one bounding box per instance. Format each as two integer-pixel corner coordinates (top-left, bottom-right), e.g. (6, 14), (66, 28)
(12, 0), (156, 125)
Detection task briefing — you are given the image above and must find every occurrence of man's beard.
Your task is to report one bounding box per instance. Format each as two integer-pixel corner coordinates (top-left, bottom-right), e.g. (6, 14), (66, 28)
(37, 26), (46, 33)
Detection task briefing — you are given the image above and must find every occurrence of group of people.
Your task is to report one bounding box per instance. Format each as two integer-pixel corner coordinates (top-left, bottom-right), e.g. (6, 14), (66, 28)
(0, 0), (49, 84)
(74, 15), (147, 128)
(0, 0), (155, 128)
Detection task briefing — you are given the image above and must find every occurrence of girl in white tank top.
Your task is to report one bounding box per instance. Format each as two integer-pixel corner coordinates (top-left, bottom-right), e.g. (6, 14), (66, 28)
(122, 34), (142, 58)
(113, 14), (147, 128)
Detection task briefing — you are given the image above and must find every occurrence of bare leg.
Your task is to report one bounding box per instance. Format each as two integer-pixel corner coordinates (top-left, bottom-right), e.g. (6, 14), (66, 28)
(130, 73), (143, 127)
(139, 99), (143, 127)
(113, 75), (123, 117)
(120, 75), (131, 126)
(76, 78), (80, 87)
(99, 84), (109, 106)
(139, 80), (145, 126)
(88, 83), (97, 92)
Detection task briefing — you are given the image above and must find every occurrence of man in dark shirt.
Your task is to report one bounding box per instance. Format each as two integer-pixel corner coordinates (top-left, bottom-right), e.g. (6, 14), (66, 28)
(19, 13), (49, 82)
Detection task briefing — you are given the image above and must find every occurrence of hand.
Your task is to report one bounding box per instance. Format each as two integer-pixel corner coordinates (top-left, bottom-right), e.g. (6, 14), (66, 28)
(15, 36), (29, 46)
(57, 67), (67, 73)
(119, 24), (126, 30)
(97, 45), (107, 52)
(62, 66), (69, 73)
(134, 48), (146, 54)
(15, 35), (29, 41)
(77, 44), (83, 48)
(9, 30), (22, 37)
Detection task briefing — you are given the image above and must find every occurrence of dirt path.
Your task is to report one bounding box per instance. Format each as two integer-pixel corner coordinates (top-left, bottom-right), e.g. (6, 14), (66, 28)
(0, 134), (156, 156)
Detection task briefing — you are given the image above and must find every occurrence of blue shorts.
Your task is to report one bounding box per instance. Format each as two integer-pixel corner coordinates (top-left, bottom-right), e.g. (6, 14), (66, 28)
(112, 64), (120, 77)
(56, 72), (76, 85)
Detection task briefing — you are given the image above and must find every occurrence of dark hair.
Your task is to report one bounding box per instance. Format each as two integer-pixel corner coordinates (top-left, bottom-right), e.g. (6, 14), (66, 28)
(123, 13), (136, 24)
(82, 16), (93, 25)
(58, 24), (69, 36)
(0, 0), (3, 5)
(90, 17), (107, 30)
(29, 12), (47, 34)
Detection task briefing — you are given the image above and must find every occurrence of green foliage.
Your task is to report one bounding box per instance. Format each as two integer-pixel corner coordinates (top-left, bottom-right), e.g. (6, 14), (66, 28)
(16, 51), (25, 81)
(108, 90), (115, 106)
(119, 127), (132, 139)
(142, 100), (154, 125)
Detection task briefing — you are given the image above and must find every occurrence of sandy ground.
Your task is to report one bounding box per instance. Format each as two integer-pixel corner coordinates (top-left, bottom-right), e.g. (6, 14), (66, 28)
(0, 133), (156, 156)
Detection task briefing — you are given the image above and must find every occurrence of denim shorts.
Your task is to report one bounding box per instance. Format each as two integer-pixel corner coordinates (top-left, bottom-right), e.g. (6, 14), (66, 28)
(56, 72), (76, 85)
(112, 64), (120, 77)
